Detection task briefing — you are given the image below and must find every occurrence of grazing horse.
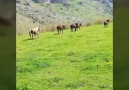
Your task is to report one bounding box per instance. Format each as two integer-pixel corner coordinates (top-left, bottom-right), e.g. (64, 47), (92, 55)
(75, 23), (82, 30)
(70, 23), (81, 32)
(75, 23), (80, 30)
(29, 27), (40, 39)
(57, 25), (65, 34)
(70, 24), (77, 32)
(104, 19), (109, 28)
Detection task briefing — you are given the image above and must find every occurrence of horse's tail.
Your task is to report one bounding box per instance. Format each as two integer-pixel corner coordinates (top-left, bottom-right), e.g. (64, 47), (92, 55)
(79, 26), (80, 29)
(70, 25), (72, 30)
(29, 30), (33, 38)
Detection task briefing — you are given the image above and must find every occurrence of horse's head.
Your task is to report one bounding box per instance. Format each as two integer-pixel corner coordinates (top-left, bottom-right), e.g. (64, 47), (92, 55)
(62, 25), (65, 29)
(107, 19), (109, 23)
(75, 23), (78, 26)
(38, 27), (40, 32)
(57, 26), (60, 29)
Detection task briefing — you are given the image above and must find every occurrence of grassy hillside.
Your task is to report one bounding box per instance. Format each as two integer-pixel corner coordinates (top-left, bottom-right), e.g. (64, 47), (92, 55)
(17, 23), (113, 90)
(16, 0), (113, 34)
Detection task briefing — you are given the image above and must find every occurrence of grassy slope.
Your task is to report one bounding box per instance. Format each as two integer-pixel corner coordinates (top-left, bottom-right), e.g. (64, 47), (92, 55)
(17, 23), (113, 90)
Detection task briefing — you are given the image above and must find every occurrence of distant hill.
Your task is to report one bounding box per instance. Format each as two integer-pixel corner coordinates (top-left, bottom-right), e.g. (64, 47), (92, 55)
(16, 0), (113, 34)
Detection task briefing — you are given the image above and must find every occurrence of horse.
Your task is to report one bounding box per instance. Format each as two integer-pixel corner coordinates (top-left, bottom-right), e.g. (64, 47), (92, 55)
(57, 25), (65, 34)
(29, 27), (40, 39)
(70, 24), (77, 32)
(75, 23), (80, 30)
(70, 23), (81, 32)
(104, 19), (109, 28)
(76, 23), (82, 30)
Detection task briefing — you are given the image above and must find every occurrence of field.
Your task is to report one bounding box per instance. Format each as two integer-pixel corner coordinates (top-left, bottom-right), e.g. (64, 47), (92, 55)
(16, 23), (113, 90)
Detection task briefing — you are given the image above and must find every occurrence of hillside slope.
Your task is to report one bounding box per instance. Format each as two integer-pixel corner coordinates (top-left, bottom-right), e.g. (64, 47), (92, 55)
(16, 0), (113, 34)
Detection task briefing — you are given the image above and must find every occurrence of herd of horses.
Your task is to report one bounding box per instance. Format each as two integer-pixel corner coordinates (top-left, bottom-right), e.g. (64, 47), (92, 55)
(29, 19), (109, 39)
(56, 23), (82, 34)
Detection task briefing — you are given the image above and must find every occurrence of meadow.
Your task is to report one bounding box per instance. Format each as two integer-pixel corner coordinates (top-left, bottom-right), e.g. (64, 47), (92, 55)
(16, 23), (113, 90)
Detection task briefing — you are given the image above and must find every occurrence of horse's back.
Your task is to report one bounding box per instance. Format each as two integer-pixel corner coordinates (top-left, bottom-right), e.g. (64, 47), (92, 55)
(33, 27), (39, 31)
(29, 27), (39, 34)
(104, 21), (108, 24)
(57, 25), (65, 30)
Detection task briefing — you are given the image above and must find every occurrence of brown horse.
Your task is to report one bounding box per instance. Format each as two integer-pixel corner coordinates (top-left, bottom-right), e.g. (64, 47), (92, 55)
(57, 25), (65, 34)
(29, 27), (40, 39)
(104, 19), (109, 28)
(70, 23), (81, 32)
(70, 24), (77, 32)
(75, 23), (80, 30)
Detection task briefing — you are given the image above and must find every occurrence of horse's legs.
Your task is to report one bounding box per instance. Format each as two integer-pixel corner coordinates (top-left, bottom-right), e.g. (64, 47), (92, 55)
(105, 24), (108, 28)
(34, 33), (36, 38)
(30, 34), (32, 39)
(32, 34), (33, 39)
(57, 29), (59, 34)
(29, 34), (31, 39)
(37, 33), (39, 37)
(71, 28), (73, 32)
(29, 32), (31, 39)
(62, 29), (63, 34)
(31, 34), (32, 39)
(34, 34), (36, 38)
(104, 24), (106, 28)
(75, 27), (76, 32)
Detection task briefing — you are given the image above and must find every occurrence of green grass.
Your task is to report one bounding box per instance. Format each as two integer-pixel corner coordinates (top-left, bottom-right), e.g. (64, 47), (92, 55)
(17, 23), (113, 90)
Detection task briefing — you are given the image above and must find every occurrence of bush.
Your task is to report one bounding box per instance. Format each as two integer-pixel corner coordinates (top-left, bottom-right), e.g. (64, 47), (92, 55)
(45, 23), (56, 32)
(85, 22), (92, 26)
(92, 19), (103, 25)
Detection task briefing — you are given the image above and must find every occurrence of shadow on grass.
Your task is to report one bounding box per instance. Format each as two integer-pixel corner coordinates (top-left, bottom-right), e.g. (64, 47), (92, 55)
(23, 38), (36, 41)
(53, 33), (59, 35)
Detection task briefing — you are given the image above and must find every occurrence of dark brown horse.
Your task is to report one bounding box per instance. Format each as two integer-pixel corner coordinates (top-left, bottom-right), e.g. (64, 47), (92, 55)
(57, 25), (65, 34)
(104, 19), (109, 28)
(75, 23), (80, 30)
(76, 23), (82, 29)
(29, 27), (40, 39)
(70, 24), (77, 32)
(70, 23), (81, 32)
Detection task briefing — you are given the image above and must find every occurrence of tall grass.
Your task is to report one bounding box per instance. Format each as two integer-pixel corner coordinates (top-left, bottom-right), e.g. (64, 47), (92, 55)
(17, 17), (113, 35)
